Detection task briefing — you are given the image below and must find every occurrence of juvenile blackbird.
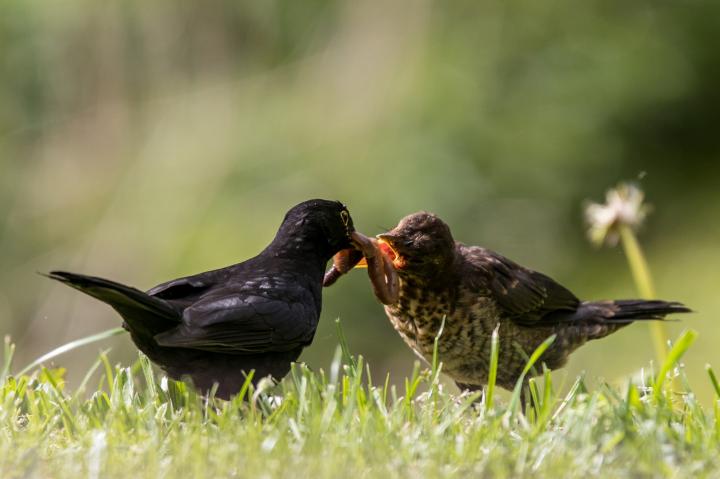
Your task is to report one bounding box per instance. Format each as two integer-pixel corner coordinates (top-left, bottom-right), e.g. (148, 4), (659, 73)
(371, 212), (691, 393)
(47, 199), (361, 399)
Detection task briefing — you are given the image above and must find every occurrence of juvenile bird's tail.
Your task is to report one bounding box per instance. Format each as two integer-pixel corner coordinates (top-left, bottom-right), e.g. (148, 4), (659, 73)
(577, 299), (691, 341)
(46, 271), (180, 337)
(605, 299), (692, 322)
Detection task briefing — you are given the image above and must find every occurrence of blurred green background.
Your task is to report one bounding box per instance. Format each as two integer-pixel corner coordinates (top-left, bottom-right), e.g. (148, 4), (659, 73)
(2, 0), (719, 400)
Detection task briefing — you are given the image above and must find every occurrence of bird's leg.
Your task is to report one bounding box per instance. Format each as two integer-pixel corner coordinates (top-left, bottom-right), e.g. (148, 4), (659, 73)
(520, 385), (529, 414)
(456, 381), (532, 413)
(455, 382), (483, 405)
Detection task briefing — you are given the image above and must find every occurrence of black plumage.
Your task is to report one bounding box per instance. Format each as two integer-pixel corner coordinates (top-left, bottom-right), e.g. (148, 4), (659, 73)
(47, 199), (358, 399)
(373, 212), (691, 392)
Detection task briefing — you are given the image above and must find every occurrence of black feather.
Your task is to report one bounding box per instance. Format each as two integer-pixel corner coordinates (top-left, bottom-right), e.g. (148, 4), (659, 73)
(46, 199), (355, 399)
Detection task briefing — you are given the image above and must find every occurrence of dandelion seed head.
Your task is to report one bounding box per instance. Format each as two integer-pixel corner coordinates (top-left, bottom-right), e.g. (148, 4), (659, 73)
(585, 183), (650, 247)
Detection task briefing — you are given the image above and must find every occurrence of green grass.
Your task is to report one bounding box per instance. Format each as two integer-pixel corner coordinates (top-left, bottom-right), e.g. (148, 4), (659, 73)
(1, 326), (718, 478)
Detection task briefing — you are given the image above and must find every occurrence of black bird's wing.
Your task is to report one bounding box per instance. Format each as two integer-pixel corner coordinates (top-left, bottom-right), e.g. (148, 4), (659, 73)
(147, 267), (235, 307)
(148, 277), (212, 300)
(460, 245), (580, 326)
(154, 279), (318, 354)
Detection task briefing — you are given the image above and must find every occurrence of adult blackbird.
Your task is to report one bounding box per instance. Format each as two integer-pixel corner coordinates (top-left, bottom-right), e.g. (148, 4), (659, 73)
(47, 199), (361, 399)
(370, 212), (691, 393)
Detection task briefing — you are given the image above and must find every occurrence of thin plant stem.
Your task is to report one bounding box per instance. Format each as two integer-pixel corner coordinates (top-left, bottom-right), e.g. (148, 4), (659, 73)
(16, 327), (126, 377)
(618, 224), (669, 365)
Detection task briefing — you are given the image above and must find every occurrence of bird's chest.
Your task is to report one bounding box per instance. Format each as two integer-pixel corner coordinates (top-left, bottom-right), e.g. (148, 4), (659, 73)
(384, 277), (455, 356)
(385, 281), (506, 382)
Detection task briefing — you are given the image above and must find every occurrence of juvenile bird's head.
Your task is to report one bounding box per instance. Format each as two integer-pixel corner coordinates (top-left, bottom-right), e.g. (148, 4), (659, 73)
(274, 199), (357, 260)
(377, 212), (456, 279)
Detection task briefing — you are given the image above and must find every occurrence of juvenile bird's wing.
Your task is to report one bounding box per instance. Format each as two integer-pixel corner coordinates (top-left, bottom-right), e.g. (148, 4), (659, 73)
(461, 245), (579, 326)
(153, 279), (318, 354)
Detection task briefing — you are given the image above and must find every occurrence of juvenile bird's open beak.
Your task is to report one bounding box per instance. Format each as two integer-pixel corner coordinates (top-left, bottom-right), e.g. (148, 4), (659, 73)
(346, 231), (400, 269)
(375, 233), (400, 265)
(375, 233), (395, 243)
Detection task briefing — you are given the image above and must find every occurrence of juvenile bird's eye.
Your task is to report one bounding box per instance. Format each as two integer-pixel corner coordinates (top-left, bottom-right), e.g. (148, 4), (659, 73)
(340, 210), (350, 227)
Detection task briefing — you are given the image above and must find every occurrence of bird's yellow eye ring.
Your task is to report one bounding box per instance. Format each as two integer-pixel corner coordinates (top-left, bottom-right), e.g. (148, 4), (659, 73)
(340, 210), (350, 227)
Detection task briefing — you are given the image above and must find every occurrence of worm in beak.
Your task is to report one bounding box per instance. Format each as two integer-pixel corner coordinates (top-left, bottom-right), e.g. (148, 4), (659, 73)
(323, 231), (400, 305)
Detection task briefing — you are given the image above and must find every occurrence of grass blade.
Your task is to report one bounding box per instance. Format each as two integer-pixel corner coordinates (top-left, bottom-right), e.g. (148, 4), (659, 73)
(1, 335), (16, 384)
(508, 334), (556, 414)
(486, 324), (500, 411)
(431, 315), (446, 380)
(334, 318), (357, 372)
(707, 364), (720, 398)
(16, 327), (126, 376)
(653, 329), (697, 401)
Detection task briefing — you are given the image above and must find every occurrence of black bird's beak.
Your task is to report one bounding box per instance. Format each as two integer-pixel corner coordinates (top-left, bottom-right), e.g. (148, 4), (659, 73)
(349, 231), (373, 269)
(350, 230), (365, 247)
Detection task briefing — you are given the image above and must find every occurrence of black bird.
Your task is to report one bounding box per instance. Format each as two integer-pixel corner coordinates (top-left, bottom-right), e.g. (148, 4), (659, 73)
(47, 199), (360, 399)
(369, 212), (691, 393)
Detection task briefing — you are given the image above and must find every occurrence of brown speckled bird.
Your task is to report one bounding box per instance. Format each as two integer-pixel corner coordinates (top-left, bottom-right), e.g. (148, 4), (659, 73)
(373, 212), (691, 393)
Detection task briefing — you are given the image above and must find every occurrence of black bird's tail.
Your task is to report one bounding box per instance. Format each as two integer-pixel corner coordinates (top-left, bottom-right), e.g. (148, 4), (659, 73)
(46, 271), (180, 337)
(578, 299), (691, 341)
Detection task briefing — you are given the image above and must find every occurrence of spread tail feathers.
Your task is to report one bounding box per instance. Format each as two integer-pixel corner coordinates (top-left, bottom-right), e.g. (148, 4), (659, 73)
(45, 271), (180, 336)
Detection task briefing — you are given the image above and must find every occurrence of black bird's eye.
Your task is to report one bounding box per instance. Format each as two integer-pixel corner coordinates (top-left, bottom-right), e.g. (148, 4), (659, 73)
(340, 210), (350, 227)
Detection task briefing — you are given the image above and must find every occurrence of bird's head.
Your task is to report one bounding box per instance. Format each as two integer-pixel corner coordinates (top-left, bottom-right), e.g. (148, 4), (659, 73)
(276, 199), (357, 259)
(376, 212), (456, 278)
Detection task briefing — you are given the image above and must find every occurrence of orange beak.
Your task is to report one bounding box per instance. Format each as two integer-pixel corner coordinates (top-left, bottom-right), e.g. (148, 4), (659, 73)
(353, 237), (399, 269)
(376, 238), (398, 262)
